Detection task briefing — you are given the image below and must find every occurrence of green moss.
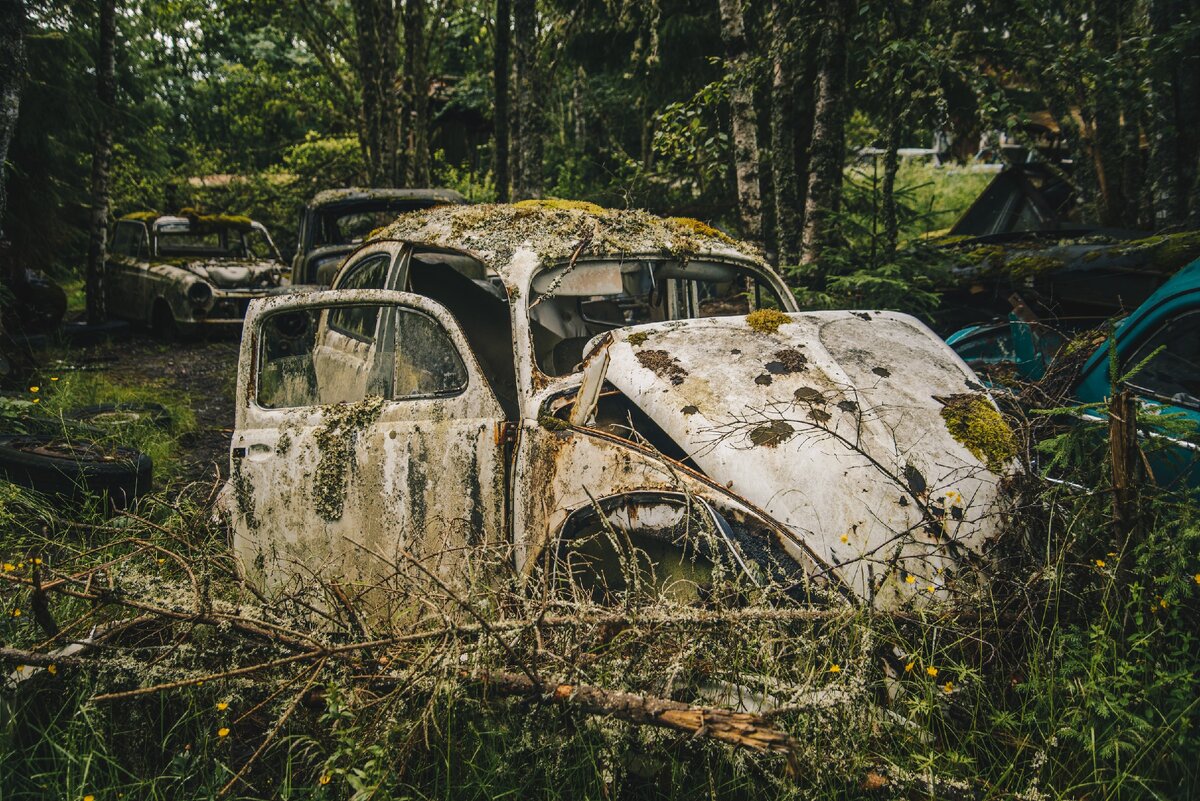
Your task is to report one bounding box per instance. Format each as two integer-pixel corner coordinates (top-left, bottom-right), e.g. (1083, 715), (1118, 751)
(178, 208), (255, 230)
(311, 397), (385, 521)
(665, 217), (735, 245)
(626, 331), (650, 346)
(1147, 230), (1200, 271)
(538, 414), (572, 431)
(120, 210), (159, 222)
(745, 308), (791, 335)
(1007, 254), (1064, 279)
(514, 199), (607, 214)
(939, 393), (1017, 473)
(962, 245), (1007, 269)
(1082, 249), (1103, 262)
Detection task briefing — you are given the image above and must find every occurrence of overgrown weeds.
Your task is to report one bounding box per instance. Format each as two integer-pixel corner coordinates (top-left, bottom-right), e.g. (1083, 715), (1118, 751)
(1, 365), (1198, 800)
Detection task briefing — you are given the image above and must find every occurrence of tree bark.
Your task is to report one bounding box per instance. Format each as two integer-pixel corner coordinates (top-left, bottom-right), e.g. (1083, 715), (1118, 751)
(404, 0), (430, 186)
(718, 0), (764, 242)
(1089, 0), (1126, 227)
(880, 107), (901, 260)
(513, 0), (542, 200)
(0, 0), (25, 246)
(352, 0), (402, 186)
(86, 0), (117, 325)
(770, 0), (802, 266)
(799, 0), (848, 276)
(1147, 0), (1183, 229)
(494, 0), (511, 201)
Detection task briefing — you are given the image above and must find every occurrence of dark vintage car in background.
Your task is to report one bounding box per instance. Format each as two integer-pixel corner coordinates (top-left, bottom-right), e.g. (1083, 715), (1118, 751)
(291, 188), (468, 285)
(106, 211), (291, 336)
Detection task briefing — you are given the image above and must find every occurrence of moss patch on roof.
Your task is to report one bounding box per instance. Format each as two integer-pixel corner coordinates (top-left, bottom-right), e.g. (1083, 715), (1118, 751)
(178, 208), (255, 230)
(939, 393), (1017, 473)
(514, 198), (608, 214)
(368, 203), (765, 278)
(745, 308), (792, 334)
(666, 216), (735, 245)
(120, 211), (160, 223)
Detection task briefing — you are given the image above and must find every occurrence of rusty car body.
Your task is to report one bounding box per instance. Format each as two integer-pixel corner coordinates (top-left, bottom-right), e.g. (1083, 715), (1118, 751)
(108, 212), (289, 335)
(225, 203), (1012, 617)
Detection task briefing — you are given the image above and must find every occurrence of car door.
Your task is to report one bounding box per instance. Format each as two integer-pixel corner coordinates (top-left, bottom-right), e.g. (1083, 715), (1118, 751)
(106, 221), (149, 323)
(229, 289), (507, 621)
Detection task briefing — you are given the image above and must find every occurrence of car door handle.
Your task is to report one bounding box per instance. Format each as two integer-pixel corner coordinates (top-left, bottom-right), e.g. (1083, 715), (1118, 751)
(247, 443), (273, 461)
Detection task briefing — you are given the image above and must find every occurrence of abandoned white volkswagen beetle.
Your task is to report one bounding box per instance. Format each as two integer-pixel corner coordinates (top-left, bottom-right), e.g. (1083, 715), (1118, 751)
(226, 202), (1011, 615)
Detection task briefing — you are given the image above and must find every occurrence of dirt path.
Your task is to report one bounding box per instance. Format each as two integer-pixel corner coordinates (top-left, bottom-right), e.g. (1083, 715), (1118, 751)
(80, 332), (239, 482)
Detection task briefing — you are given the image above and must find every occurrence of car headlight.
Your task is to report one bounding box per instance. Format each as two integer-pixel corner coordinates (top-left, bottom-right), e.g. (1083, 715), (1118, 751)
(187, 280), (214, 307)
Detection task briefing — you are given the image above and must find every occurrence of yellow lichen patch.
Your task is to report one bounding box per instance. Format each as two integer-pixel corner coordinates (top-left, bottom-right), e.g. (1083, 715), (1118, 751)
(1007, 254), (1064, 279)
(939, 393), (1017, 473)
(745, 308), (791, 335)
(514, 198), (607, 214)
(666, 216), (735, 245)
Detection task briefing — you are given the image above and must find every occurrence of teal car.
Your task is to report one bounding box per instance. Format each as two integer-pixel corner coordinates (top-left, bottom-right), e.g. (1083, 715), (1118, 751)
(947, 258), (1200, 486)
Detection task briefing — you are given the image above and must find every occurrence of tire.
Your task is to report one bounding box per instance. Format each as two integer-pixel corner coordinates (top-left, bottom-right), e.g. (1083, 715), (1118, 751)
(0, 435), (153, 509)
(69, 402), (173, 432)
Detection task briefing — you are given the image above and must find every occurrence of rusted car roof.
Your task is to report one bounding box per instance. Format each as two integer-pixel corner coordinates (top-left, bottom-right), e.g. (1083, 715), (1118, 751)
(368, 201), (765, 282)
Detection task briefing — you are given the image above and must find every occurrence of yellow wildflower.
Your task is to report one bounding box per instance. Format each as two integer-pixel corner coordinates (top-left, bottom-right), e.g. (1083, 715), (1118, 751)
(28, 386), (38, 393)
(196, 679), (204, 686)
(840, 534), (849, 544)
(11, 609), (20, 617)
(216, 702), (228, 711)
(217, 727), (230, 737)
(904, 662), (915, 672)
(1194, 573), (1200, 585)
(1160, 598), (1168, 609)
(47, 664), (57, 676)
(31, 398), (39, 404)
(32, 558), (41, 565)
(319, 775), (332, 786)
(1095, 559), (1106, 568)
(926, 666), (938, 677)
(50, 377), (59, 382)
(829, 663), (841, 673)
(905, 575), (915, 584)
(84, 795), (94, 801)
(2, 563), (13, 572)
(943, 681), (954, 694)
(926, 585), (936, 593)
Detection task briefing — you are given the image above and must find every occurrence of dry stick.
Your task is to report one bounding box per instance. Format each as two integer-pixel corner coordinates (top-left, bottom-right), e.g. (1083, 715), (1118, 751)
(460, 668), (800, 769)
(0, 646), (87, 668)
(217, 659), (327, 798)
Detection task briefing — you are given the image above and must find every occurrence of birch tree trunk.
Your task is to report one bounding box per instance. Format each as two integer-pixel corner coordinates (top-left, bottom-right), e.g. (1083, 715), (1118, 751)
(404, 0), (430, 186)
(800, 0), (848, 274)
(494, 0), (511, 201)
(718, 0), (763, 242)
(0, 0), (24, 246)
(513, 0), (542, 199)
(86, 0), (116, 325)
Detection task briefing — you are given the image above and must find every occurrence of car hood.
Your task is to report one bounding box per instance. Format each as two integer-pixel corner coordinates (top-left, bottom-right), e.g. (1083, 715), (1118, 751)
(594, 311), (1012, 608)
(180, 259), (281, 289)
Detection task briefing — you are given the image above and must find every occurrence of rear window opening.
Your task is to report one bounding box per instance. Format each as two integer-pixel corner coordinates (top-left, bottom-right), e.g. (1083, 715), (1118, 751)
(529, 258), (786, 376)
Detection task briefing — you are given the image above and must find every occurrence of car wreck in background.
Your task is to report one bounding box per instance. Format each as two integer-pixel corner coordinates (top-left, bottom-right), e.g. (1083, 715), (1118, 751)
(291, 187), (468, 286)
(224, 203), (1014, 618)
(107, 211), (290, 336)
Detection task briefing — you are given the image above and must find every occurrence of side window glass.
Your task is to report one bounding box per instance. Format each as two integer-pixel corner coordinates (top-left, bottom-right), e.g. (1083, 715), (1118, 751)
(1125, 311), (1200, 408)
(394, 308), (468, 397)
(257, 303), (467, 408)
(328, 253), (391, 339)
(111, 223), (135, 258)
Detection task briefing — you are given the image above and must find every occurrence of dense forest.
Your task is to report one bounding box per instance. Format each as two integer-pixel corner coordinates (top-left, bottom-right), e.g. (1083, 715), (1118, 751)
(4, 0), (1200, 284)
(2, 2), (1200, 800)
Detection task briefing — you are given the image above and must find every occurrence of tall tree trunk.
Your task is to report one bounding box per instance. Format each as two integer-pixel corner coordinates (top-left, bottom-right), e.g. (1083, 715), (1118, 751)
(513, 0), (542, 200)
(1089, 0), (1127, 227)
(494, 0), (511, 201)
(770, 0), (801, 266)
(86, 0), (116, 325)
(404, 0), (430, 186)
(352, 0), (402, 186)
(880, 103), (901, 260)
(718, 0), (763, 242)
(799, 0), (848, 276)
(1147, 0), (1183, 228)
(0, 0), (24, 247)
